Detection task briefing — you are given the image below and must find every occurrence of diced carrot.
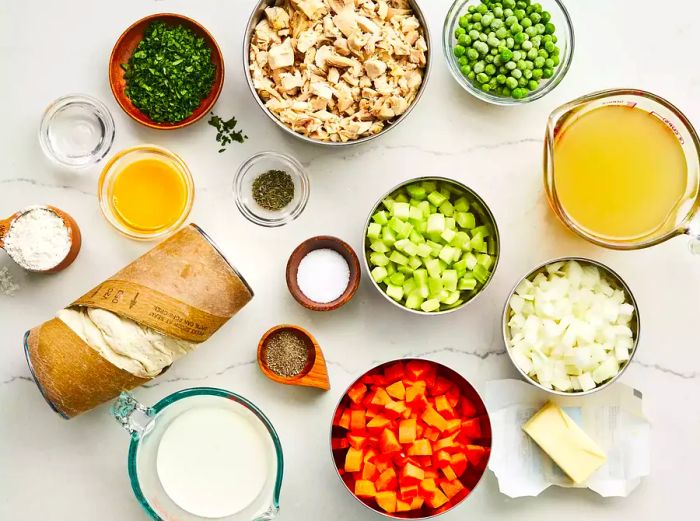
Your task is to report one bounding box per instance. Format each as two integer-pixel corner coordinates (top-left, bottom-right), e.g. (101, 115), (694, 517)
(434, 450), (451, 469)
(451, 452), (467, 477)
(466, 445), (489, 467)
(460, 397), (478, 418)
(364, 447), (377, 463)
(399, 484), (419, 499)
(367, 415), (391, 434)
(338, 409), (351, 430)
(410, 496), (424, 510)
(445, 418), (461, 435)
(406, 360), (432, 380)
(331, 438), (349, 450)
(405, 383), (426, 404)
(371, 388), (392, 406)
(414, 455), (432, 468)
(384, 362), (405, 383)
(424, 468), (439, 480)
(407, 439), (432, 456)
(439, 479), (465, 500)
(386, 381), (406, 400)
(375, 459), (390, 473)
(400, 462), (425, 484)
(434, 395), (456, 419)
(347, 382), (367, 404)
(441, 465), (457, 481)
(384, 400), (406, 419)
(362, 461), (378, 481)
(423, 367), (437, 389)
(350, 410), (366, 432)
(461, 418), (481, 439)
(423, 426), (440, 442)
(425, 489), (448, 509)
(348, 434), (367, 450)
(380, 428), (401, 453)
(376, 467), (397, 492)
(419, 478), (437, 498)
(355, 480), (377, 498)
(344, 447), (363, 473)
(396, 498), (412, 512)
(376, 491), (397, 513)
(333, 407), (344, 426)
(398, 418), (417, 444)
(433, 433), (458, 452)
(416, 422), (425, 439)
(402, 407), (413, 419)
(422, 406), (448, 432)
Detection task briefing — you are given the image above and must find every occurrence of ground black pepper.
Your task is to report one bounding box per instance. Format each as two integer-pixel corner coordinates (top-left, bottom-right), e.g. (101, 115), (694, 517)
(264, 330), (310, 378)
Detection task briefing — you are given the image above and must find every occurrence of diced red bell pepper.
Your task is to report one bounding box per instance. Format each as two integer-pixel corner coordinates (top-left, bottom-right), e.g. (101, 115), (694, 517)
(460, 397), (478, 418)
(331, 438), (349, 450)
(433, 376), (454, 396)
(418, 478), (437, 498)
(461, 418), (481, 439)
(347, 382), (367, 404)
(348, 433), (367, 450)
(446, 387), (461, 408)
(445, 418), (461, 435)
(384, 362), (405, 383)
(434, 395), (456, 419)
(396, 498), (412, 512)
(406, 360), (432, 380)
(425, 489), (449, 509)
(376, 467), (398, 492)
(399, 484), (419, 499)
(423, 426), (440, 442)
(466, 445), (489, 467)
(410, 497), (424, 510)
(338, 409), (351, 430)
(433, 433), (458, 452)
(435, 450), (451, 468)
(450, 452), (467, 477)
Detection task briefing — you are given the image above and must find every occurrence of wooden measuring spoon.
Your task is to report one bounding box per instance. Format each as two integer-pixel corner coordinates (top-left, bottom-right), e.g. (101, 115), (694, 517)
(257, 324), (330, 391)
(0, 205), (82, 273)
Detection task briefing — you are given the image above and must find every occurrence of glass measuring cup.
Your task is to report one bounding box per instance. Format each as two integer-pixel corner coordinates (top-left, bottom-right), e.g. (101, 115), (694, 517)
(111, 388), (283, 521)
(544, 88), (700, 251)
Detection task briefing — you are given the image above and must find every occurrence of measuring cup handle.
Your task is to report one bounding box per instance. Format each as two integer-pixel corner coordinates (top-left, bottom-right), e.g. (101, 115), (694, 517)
(111, 392), (153, 437)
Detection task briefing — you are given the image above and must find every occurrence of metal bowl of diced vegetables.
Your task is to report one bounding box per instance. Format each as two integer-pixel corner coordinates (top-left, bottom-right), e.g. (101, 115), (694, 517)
(502, 257), (640, 396)
(363, 177), (500, 315)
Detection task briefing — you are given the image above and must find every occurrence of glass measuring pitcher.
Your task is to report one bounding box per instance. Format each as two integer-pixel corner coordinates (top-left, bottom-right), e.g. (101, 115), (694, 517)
(111, 388), (283, 521)
(544, 89), (700, 251)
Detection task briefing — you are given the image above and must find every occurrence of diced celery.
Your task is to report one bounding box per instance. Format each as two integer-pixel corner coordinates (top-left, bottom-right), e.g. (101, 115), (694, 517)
(386, 262), (396, 275)
(470, 232), (484, 252)
(389, 217), (405, 234)
(439, 200), (454, 217)
(408, 256), (423, 270)
(382, 228), (396, 247)
(428, 277), (443, 297)
(406, 184), (427, 200)
(421, 180), (437, 193)
(418, 200), (430, 218)
(442, 291), (461, 305)
(452, 248), (462, 263)
(439, 185), (451, 199)
(426, 240), (442, 256)
(437, 289), (450, 301)
(443, 299), (464, 309)
(477, 253), (493, 269)
(373, 210), (389, 225)
(418, 283), (429, 298)
(445, 217), (456, 230)
(427, 213), (445, 234)
(453, 258), (468, 274)
(409, 230), (424, 244)
(473, 263), (490, 284)
(438, 246), (456, 265)
(367, 222), (381, 239)
(386, 284), (404, 301)
(425, 258), (442, 279)
(397, 265), (414, 275)
(382, 198), (394, 212)
(415, 220), (427, 234)
(369, 252), (389, 266)
(472, 225), (491, 238)
(389, 251), (408, 265)
(395, 239), (418, 256)
(389, 272), (405, 286)
(416, 242), (432, 258)
(454, 197), (470, 212)
(427, 191), (447, 207)
(451, 231), (470, 250)
(458, 276), (477, 290)
(405, 290), (424, 310)
(409, 206), (423, 221)
(464, 252), (478, 270)
(371, 266), (388, 283)
(403, 278), (417, 295)
(413, 269), (428, 286)
(456, 212), (476, 229)
(394, 193), (409, 203)
(441, 270), (458, 292)
(487, 237), (497, 255)
(440, 228), (456, 243)
(421, 299), (441, 312)
(392, 202), (410, 219)
(397, 221), (413, 239)
(370, 240), (389, 253)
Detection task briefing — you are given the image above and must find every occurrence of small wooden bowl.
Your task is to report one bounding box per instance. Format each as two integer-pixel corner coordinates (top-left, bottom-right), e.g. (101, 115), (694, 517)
(0, 205), (81, 273)
(109, 13), (224, 130)
(258, 324), (330, 391)
(286, 236), (361, 311)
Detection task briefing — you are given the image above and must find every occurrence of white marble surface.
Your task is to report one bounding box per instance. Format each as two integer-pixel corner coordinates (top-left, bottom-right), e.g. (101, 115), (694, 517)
(1, 0), (699, 519)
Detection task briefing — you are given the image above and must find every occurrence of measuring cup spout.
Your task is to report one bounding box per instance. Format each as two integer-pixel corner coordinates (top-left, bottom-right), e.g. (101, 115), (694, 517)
(111, 392), (153, 438)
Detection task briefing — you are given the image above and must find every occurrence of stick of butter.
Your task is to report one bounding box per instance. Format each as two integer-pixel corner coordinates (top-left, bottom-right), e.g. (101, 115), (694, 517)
(522, 401), (607, 484)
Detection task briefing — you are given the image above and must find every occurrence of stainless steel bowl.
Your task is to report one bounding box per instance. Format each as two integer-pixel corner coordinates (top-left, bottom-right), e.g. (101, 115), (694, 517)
(243, 0), (432, 146)
(329, 358), (492, 519)
(502, 257), (641, 396)
(363, 176), (500, 315)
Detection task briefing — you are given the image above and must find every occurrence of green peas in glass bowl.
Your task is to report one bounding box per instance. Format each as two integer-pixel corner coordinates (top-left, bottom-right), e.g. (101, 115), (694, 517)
(443, 0), (574, 105)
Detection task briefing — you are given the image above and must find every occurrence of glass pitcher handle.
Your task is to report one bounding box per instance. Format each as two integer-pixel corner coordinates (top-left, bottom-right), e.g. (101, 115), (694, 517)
(111, 391), (153, 437)
(686, 215), (700, 254)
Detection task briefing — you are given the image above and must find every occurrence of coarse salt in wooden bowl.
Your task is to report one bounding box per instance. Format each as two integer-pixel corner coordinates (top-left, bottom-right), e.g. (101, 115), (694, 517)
(109, 13), (224, 130)
(286, 235), (361, 312)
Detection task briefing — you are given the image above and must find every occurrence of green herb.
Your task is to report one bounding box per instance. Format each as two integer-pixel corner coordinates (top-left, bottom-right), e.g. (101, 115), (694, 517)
(122, 21), (216, 123)
(252, 170), (295, 211)
(264, 330), (310, 377)
(208, 113), (247, 152)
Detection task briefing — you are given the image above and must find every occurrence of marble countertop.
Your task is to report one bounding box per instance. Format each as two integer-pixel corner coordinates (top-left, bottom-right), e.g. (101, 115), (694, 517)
(2, 0), (699, 519)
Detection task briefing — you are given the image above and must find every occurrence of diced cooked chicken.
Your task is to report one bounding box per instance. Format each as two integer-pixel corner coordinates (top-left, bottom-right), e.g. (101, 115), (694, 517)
(291, 0), (328, 20)
(265, 6), (290, 30)
(296, 29), (319, 53)
(310, 81), (334, 100)
(364, 58), (387, 79)
(333, 7), (358, 37)
(268, 38), (295, 69)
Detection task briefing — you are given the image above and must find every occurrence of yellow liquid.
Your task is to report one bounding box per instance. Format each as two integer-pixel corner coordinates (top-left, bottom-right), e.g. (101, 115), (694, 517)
(111, 157), (188, 233)
(553, 105), (688, 241)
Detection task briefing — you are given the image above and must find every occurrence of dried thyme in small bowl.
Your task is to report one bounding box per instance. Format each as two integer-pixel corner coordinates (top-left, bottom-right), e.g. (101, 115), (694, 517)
(252, 170), (295, 211)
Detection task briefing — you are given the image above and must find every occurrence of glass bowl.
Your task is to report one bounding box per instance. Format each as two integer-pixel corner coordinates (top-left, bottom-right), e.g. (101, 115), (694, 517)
(233, 152), (309, 227)
(39, 94), (115, 167)
(98, 145), (195, 240)
(443, 0), (574, 105)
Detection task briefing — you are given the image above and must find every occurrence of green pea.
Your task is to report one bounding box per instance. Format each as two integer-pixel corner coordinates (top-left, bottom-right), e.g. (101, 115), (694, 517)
(476, 72), (489, 84)
(511, 68), (523, 79)
(458, 34), (471, 46)
(495, 27), (508, 39)
(511, 23), (523, 35)
(534, 56), (545, 68)
(522, 40), (533, 50)
(541, 11), (551, 23)
(505, 60), (516, 70)
(521, 18), (532, 28)
(494, 54), (503, 66)
(505, 15), (518, 26)
(472, 22), (482, 31)
(493, 6), (504, 18)
(467, 71), (475, 80)
(535, 23), (545, 34)
(528, 79), (539, 91)
(504, 8), (514, 17)
(518, 76), (528, 87)
(489, 78), (498, 89)
(500, 47), (513, 61)
(512, 87), (527, 99)
(482, 14), (494, 27)
(512, 50), (523, 61)
(525, 26), (537, 36)
(473, 60), (485, 73)
(455, 27), (466, 38)
(478, 32), (487, 42)
(532, 68), (543, 80)
(454, 45), (466, 57)
(530, 12), (542, 24)
(506, 76), (518, 89)
(506, 37), (515, 48)
(459, 16), (470, 29)
(458, 55), (468, 66)
(468, 5), (476, 14)
(527, 48), (538, 59)
(488, 36), (501, 47)
(460, 64), (471, 76)
(491, 18), (504, 30)
(542, 67), (553, 78)
(523, 69), (533, 79)
(514, 9), (526, 20)
(552, 55), (560, 66)
(485, 63), (496, 75)
(503, 0), (516, 9)
(517, 59), (527, 70)
(485, 54), (495, 63)
(469, 29), (480, 40)
(496, 74), (507, 84)
(490, 48), (498, 56)
(544, 41), (555, 53)
(467, 48), (479, 61)
(476, 3), (488, 15)
(499, 65), (508, 74)
(502, 87), (512, 97)
(482, 83), (492, 92)
(524, 60), (534, 69)
(538, 49), (549, 58)
(531, 35), (541, 48)
(545, 22), (556, 34)
(513, 32), (526, 44)
(532, 3), (543, 13)
(544, 58), (554, 68)
(472, 12), (482, 22)
(552, 35), (558, 43)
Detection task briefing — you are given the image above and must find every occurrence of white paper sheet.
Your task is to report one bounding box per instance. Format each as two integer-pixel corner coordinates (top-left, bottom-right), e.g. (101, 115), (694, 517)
(483, 379), (650, 498)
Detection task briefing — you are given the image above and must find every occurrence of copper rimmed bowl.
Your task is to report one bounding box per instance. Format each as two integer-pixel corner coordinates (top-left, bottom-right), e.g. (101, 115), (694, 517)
(109, 13), (224, 130)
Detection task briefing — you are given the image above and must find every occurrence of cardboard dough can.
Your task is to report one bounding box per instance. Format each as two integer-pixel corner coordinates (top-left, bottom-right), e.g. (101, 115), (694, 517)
(24, 224), (254, 418)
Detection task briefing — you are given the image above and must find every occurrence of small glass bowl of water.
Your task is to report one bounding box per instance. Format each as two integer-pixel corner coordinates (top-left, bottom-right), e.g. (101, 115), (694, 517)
(39, 94), (115, 168)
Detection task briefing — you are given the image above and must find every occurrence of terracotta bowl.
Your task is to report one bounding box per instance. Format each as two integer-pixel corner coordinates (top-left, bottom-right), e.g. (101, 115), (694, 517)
(286, 235), (361, 311)
(109, 13), (224, 130)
